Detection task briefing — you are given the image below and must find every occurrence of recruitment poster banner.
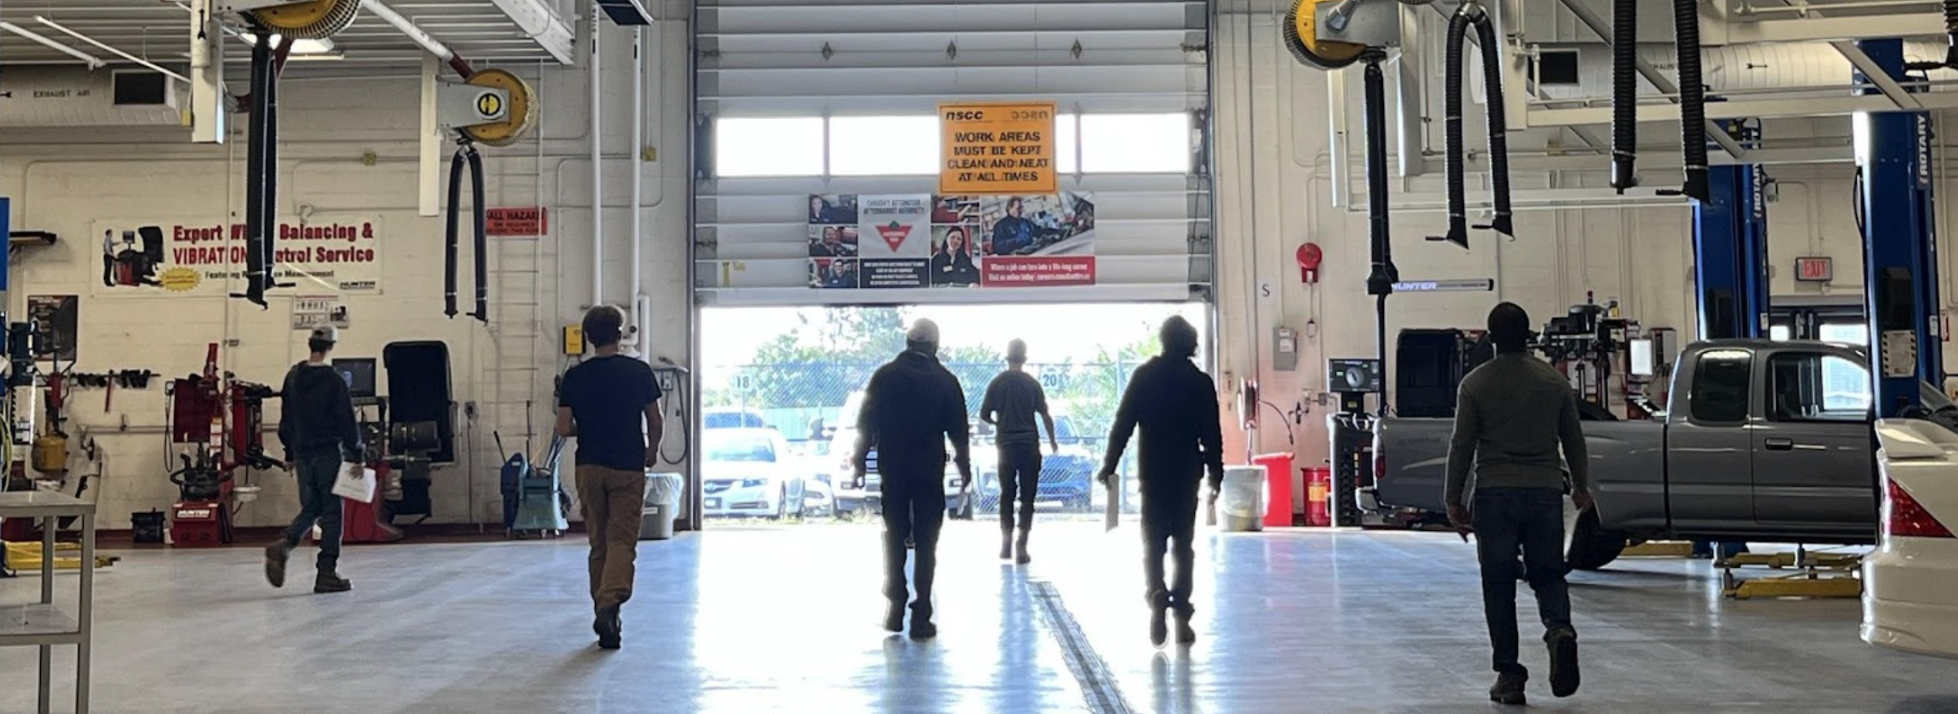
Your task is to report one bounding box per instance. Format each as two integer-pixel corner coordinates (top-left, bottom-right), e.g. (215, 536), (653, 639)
(939, 102), (1058, 195)
(809, 192), (1095, 290)
(89, 217), (385, 297)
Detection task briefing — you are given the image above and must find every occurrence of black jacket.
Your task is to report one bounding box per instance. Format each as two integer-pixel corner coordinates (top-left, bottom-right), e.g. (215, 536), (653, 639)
(1100, 356), (1225, 492)
(855, 350), (971, 491)
(278, 362), (361, 461)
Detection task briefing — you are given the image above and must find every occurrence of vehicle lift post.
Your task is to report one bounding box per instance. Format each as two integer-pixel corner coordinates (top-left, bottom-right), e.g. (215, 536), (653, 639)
(1856, 38), (1940, 418)
(1693, 121), (1770, 342)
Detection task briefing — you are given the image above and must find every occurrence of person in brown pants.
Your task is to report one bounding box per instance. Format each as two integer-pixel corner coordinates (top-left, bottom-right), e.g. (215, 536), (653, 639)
(555, 305), (665, 650)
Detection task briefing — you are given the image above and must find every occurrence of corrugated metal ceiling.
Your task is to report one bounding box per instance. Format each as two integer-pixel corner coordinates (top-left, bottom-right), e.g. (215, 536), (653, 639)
(0, 0), (577, 67)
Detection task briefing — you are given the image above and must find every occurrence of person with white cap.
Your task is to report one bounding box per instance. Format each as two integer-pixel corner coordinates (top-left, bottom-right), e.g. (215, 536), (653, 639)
(980, 338), (1058, 564)
(854, 318), (972, 639)
(265, 325), (360, 594)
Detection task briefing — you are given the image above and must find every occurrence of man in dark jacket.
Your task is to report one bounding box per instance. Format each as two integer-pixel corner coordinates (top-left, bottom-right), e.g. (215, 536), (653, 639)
(1445, 302), (1589, 705)
(854, 319), (971, 640)
(264, 326), (361, 594)
(1097, 316), (1223, 647)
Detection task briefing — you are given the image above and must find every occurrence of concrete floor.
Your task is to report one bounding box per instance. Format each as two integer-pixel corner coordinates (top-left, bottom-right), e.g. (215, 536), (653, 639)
(1, 522), (1954, 714)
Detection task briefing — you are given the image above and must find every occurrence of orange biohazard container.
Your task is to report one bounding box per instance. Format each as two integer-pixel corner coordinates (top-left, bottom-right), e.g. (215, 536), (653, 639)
(1304, 466), (1333, 527)
(1252, 453), (1295, 528)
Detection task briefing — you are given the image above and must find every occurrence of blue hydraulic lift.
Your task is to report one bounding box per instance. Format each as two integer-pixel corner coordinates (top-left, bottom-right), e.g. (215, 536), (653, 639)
(1854, 39), (1940, 417)
(1694, 121), (1771, 341)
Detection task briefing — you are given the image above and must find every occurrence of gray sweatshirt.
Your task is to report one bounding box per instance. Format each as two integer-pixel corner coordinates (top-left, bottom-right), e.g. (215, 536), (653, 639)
(1443, 352), (1591, 507)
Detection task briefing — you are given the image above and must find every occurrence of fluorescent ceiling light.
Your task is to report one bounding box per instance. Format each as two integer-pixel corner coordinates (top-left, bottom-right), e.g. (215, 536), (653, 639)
(0, 21), (106, 69)
(239, 33), (337, 56)
(34, 16), (188, 82)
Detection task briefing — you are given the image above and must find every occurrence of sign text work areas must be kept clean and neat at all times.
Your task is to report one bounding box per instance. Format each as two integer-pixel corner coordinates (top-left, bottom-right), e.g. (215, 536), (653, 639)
(939, 102), (1058, 196)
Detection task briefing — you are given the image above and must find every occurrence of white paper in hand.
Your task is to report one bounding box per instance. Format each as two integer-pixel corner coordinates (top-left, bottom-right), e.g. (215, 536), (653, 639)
(331, 462), (377, 503)
(1104, 477), (1119, 532)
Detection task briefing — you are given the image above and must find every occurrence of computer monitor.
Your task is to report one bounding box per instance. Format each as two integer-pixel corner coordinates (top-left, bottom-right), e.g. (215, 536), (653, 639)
(334, 358), (378, 399)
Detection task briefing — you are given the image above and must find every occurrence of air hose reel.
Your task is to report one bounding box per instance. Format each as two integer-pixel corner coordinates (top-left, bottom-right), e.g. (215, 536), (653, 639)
(227, 0), (363, 40)
(438, 68), (539, 324)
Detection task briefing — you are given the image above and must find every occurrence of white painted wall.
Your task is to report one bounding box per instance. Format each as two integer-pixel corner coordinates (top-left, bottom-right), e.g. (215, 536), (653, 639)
(1207, 3), (1958, 471)
(0, 17), (694, 530)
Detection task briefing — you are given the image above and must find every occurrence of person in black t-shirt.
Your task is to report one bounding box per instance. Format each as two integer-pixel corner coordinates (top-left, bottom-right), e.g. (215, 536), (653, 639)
(555, 306), (665, 650)
(980, 339), (1058, 564)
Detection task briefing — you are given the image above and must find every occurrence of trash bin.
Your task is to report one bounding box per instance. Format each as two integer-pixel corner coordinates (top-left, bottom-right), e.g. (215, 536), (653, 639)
(641, 472), (684, 540)
(1218, 465), (1267, 532)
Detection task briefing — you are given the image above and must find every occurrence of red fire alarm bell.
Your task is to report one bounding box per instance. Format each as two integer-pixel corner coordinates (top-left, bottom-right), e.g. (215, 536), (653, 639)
(1297, 243), (1323, 284)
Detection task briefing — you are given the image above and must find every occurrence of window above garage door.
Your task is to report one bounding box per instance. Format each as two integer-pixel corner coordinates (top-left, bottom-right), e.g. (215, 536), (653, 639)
(695, 0), (1213, 307)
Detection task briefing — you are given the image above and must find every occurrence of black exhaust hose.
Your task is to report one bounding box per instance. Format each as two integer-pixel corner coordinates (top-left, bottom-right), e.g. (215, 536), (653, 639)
(1674, 0), (1709, 202)
(1363, 53), (1398, 409)
(1472, 15), (1514, 238)
(239, 39), (271, 307)
(1945, 0), (1957, 68)
(444, 146), (465, 318)
(1611, 0), (1637, 192)
(260, 46), (280, 296)
(1442, 11), (1470, 248)
(468, 145), (489, 324)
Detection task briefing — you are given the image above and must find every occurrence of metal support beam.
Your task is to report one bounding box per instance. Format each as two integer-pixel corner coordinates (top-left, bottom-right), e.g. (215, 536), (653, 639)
(484, 0), (577, 65)
(1855, 39), (1940, 416)
(1833, 41), (1924, 110)
(1530, 93), (1958, 126)
(1712, 14), (1944, 45)
(1695, 122), (1770, 340)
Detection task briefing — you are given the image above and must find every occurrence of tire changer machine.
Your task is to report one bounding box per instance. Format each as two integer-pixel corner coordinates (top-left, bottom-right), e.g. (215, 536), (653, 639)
(166, 344), (281, 546)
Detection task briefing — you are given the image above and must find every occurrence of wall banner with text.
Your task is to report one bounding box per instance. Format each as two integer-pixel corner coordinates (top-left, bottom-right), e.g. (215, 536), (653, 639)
(939, 102), (1058, 195)
(810, 193), (1094, 290)
(89, 217), (385, 297)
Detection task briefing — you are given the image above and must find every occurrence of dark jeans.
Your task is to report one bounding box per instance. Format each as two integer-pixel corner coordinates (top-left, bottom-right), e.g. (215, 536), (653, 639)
(997, 443), (1042, 535)
(1140, 480), (1200, 613)
(1472, 487), (1574, 678)
(882, 479), (946, 617)
(280, 453), (344, 573)
(101, 255), (115, 287)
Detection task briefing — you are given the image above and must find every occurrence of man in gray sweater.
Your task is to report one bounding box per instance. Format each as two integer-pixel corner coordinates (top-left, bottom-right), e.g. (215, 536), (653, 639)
(1445, 302), (1592, 706)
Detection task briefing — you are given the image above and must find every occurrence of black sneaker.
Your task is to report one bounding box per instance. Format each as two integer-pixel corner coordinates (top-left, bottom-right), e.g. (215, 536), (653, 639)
(883, 601), (906, 633)
(1014, 541), (1031, 565)
(1173, 610), (1196, 645)
(596, 605), (622, 650)
(1149, 606), (1168, 648)
(263, 543), (290, 588)
(1547, 628), (1580, 697)
(909, 612), (937, 640)
(1489, 673), (1528, 706)
(313, 572), (352, 594)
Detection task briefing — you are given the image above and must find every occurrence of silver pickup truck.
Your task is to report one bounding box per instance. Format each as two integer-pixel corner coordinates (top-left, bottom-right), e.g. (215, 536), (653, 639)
(1369, 339), (1957, 570)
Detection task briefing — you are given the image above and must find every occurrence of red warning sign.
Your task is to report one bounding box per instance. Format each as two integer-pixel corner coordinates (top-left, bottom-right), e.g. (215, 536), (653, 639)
(486, 207), (548, 237)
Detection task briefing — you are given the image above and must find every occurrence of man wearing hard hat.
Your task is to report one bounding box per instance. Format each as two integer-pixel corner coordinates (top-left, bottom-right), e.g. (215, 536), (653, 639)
(854, 319), (972, 640)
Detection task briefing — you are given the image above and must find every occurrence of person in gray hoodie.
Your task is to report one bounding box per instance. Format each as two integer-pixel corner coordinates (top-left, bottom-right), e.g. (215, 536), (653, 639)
(264, 326), (361, 594)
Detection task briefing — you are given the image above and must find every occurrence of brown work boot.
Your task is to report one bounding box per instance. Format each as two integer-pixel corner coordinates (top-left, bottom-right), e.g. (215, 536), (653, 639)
(313, 572), (353, 594)
(1014, 538), (1031, 565)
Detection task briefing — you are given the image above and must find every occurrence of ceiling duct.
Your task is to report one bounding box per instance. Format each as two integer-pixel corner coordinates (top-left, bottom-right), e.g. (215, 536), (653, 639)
(0, 67), (185, 128)
(1522, 41), (1957, 103)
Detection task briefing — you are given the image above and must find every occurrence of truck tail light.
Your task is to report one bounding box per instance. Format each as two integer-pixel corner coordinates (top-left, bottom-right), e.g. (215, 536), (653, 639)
(1885, 478), (1954, 539)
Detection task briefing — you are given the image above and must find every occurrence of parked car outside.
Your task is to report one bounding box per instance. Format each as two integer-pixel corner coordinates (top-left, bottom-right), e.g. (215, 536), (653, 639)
(704, 409), (767, 430)
(703, 428), (807, 519)
(971, 414), (1098, 513)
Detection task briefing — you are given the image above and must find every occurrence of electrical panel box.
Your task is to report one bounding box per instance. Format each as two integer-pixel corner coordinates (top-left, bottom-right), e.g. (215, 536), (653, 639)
(1274, 327), (1299, 372)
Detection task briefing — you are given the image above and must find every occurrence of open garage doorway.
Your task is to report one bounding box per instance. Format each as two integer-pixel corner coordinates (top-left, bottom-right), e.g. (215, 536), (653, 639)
(699, 303), (1210, 529)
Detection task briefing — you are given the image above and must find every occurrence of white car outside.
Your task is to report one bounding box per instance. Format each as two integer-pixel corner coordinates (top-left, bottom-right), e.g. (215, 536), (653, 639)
(703, 429), (806, 519)
(1865, 418), (1958, 659)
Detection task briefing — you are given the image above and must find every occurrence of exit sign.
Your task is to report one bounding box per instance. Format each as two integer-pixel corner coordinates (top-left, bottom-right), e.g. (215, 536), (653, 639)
(1795, 256), (1833, 282)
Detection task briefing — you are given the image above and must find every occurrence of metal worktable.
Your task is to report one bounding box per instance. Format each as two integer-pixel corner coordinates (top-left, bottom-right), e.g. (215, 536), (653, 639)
(0, 491), (95, 714)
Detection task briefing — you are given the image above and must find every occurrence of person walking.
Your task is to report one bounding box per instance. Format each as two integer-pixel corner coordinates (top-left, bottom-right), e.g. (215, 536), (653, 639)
(555, 305), (665, 650)
(1096, 316), (1223, 647)
(854, 319), (971, 639)
(264, 326), (360, 594)
(979, 339), (1058, 564)
(1444, 302), (1590, 705)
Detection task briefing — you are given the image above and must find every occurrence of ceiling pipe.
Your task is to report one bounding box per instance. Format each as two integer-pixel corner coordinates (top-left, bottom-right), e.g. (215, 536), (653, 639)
(591, 3), (605, 310)
(0, 22), (107, 69)
(34, 16), (188, 81)
(362, 0), (475, 77)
